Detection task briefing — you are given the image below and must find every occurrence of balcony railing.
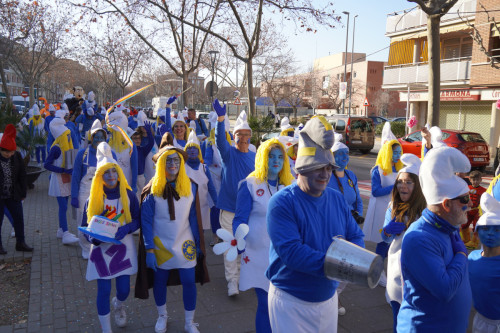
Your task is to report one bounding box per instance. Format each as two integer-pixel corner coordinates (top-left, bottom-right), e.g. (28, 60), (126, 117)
(382, 57), (471, 86)
(386, 0), (476, 35)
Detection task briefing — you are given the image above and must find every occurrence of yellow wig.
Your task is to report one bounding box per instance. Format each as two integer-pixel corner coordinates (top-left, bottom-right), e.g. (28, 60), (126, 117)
(375, 139), (404, 176)
(50, 130), (74, 168)
(184, 143), (204, 163)
(29, 116), (43, 127)
(152, 150), (191, 198)
(87, 163), (132, 225)
(247, 138), (294, 186)
(280, 128), (295, 137)
(207, 128), (232, 147)
(108, 128), (130, 153)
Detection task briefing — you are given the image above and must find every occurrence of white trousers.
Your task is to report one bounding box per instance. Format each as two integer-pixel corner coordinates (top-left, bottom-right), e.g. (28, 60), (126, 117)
(473, 312), (500, 333)
(220, 210), (240, 283)
(268, 283), (338, 333)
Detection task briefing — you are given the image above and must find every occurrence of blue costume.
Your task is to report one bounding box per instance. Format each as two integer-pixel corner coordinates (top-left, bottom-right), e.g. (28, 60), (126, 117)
(326, 169), (362, 214)
(136, 127), (154, 177)
(44, 114), (55, 153)
(468, 250), (500, 320)
(128, 115), (138, 130)
(29, 118), (46, 164)
(75, 113), (103, 143)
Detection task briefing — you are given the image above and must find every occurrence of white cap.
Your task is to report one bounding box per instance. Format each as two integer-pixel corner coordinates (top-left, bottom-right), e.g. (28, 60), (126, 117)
(419, 146), (471, 205)
(430, 126), (447, 148)
(280, 117), (293, 132)
(88, 91), (95, 102)
(476, 193), (500, 229)
(96, 142), (117, 168)
(32, 105), (40, 116)
(137, 110), (148, 127)
(126, 127), (137, 137)
(187, 123), (200, 147)
(48, 104), (56, 113)
(55, 110), (67, 119)
(331, 132), (348, 152)
(381, 121), (397, 145)
(49, 117), (67, 139)
(90, 119), (106, 138)
(278, 135), (298, 150)
(233, 110), (251, 135)
(399, 153), (421, 176)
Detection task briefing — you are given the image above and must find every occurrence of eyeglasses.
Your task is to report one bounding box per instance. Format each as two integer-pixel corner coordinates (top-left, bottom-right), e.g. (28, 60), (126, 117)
(235, 133), (251, 138)
(396, 180), (414, 186)
(166, 157), (181, 165)
(451, 194), (470, 205)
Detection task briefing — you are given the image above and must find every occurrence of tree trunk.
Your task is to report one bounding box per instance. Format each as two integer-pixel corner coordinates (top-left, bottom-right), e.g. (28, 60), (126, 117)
(29, 82), (35, 107)
(293, 107), (297, 122)
(427, 14), (441, 126)
(246, 59), (256, 117)
(182, 72), (189, 109)
(0, 58), (12, 111)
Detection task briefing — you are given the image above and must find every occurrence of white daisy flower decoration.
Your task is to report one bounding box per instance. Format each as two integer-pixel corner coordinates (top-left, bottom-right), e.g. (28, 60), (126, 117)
(213, 224), (249, 261)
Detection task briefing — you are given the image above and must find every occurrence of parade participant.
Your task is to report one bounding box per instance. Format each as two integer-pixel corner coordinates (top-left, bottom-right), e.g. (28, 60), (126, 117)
(266, 116), (364, 333)
(81, 142), (140, 333)
(130, 112), (154, 195)
(57, 108), (81, 150)
(44, 104), (57, 153)
(28, 105), (46, 166)
(468, 193), (500, 333)
(380, 154), (426, 332)
(128, 108), (138, 130)
(279, 117), (294, 137)
(363, 122), (403, 287)
(232, 138), (293, 333)
(137, 144), (208, 333)
(184, 123), (217, 231)
(187, 108), (208, 140)
(71, 120), (116, 259)
(170, 113), (189, 149)
(213, 99), (256, 296)
(278, 131), (298, 179)
(107, 109), (138, 193)
(44, 117), (79, 244)
(152, 97), (177, 146)
(76, 98), (103, 148)
(0, 124), (33, 254)
(461, 170), (486, 249)
(397, 146), (472, 332)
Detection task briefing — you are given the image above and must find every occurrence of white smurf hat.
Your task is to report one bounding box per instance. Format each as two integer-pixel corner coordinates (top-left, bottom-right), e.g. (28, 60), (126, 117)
(96, 142), (117, 168)
(381, 121), (397, 145)
(48, 104), (56, 113)
(55, 109), (67, 119)
(476, 193), (500, 229)
(32, 104), (40, 116)
(108, 111), (128, 130)
(62, 103), (69, 112)
(419, 146), (470, 205)
(208, 111), (217, 130)
(399, 153), (421, 176)
(114, 104), (125, 113)
(157, 108), (166, 118)
(430, 126), (447, 148)
(90, 119), (107, 139)
(280, 117), (293, 132)
(137, 110), (148, 127)
(187, 122), (200, 147)
(233, 110), (251, 135)
(49, 117), (67, 139)
(173, 112), (186, 126)
(331, 132), (348, 152)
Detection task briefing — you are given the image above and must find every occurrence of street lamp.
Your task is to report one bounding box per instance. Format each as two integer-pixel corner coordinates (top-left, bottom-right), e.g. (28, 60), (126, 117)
(348, 14), (358, 117)
(342, 11), (349, 114)
(208, 50), (219, 103)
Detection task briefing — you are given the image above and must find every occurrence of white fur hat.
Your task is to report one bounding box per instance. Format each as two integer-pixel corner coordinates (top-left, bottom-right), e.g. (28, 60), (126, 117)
(280, 117), (293, 132)
(331, 132), (348, 152)
(49, 117), (67, 139)
(96, 142), (117, 168)
(233, 110), (251, 135)
(430, 126), (447, 148)
(476, 193), (500, 229)
(399, 153), (421, 176)
(419, 146), (470, 205)
(137, 110), (148, 127)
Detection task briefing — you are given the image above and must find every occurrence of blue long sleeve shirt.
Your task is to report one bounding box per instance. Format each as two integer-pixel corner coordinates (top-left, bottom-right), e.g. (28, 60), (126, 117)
(129, 146), (139, 193)
(397, 209), (471, 332)
(65, 121), (80, 150)
(468, 250), (500, 320)
(266, 184), (365, 302)
(371, 166), (396, 197)
(215, 120), (255, 212)
(327, 169), (363, 214)
(136, 128), (154, 176)
(193, 117), (208, 137)
(75, 114), (103, 137)
(44, 145), (66, 173)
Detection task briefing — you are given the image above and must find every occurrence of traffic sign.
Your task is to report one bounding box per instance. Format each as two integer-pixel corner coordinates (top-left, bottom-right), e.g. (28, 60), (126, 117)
(363, 98), (370, 106)
(21, 91), (28, 98)
(233, 97), (242, 105)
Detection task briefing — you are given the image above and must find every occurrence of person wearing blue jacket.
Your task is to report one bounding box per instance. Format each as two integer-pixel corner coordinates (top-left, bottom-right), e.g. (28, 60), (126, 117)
(213, 99), (255, 297)
(266, 116), (364, 333)
(75, 101), (103, 148)
(130, 120), (154, 195)
(397, 147), (472, 332)
(187, 108), (208, 139)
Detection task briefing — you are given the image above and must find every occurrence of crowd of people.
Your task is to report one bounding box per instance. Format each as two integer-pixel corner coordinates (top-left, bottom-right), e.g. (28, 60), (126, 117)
(0, 89), (499, 333)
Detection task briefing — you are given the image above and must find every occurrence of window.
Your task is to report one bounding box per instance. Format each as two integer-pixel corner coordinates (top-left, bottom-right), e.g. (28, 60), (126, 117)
(442, 36), (472, 59)
(353, 71), (357, 78)
(407, 131), (422, 142)
(335, 120), (346, 131)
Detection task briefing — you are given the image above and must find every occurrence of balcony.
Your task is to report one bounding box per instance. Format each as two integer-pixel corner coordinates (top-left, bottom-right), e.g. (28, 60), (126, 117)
(382, 57), (471, 87)
(386, 0), (476, 36)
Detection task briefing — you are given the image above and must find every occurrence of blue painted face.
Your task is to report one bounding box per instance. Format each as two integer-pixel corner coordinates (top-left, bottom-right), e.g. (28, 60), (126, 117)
(268, 147), (284, 179)
(477, 226), (500, 248)
(334, 148), (349, 170)
(103, 168), (118, 188)
(165, 153), (180, 177)
(392, 145), (402, 163)
(92, 131), (106, 149)
(186, 147), (199, 160)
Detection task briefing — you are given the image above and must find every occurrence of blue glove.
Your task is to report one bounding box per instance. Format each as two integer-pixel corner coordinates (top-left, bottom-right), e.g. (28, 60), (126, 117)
(450, 231), (467, 255)
(71, 197), (79, 208)
(212, 99), (226, 117)
(144, 121), (152, 132)
(167, 96), (177, 105)
(146, 252), (158, 272)
(115, 224), (131, 240)
(383, 218), (406, 235)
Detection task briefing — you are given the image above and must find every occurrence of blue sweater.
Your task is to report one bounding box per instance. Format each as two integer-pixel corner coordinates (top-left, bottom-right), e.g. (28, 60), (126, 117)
(266, 184), (364, 302)
(215, 120), (255, 212)
(128, 116), (138, 130)
(397, 209), (472, 332)
(136, 129), (154, 176)
(327, 169), (362, 214)
(44, 145), (66, 174)
(371, 166), (396, 197)
(468, 250), (500, 320)
(75, 113), (103, 138)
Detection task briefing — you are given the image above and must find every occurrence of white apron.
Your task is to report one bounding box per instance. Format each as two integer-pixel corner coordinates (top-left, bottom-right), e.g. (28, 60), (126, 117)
(386, 228), (405, 304)
(208, 144), (223, 194)
(144, 142), (158, 184)
(77, 148), (97, 252)
(173, 137), (185, 149)
(86, 197), (138, 281)
(153, 194), (197, 270)
(363, 166), (397, 242)
(239, 177), (283, 292)
(185, 164), (211, 230)
(48, 144), (71, 197)
(115, 147), (133, 188)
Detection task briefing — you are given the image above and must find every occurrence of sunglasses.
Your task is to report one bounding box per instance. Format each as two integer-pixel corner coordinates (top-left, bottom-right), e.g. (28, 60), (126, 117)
(451, 194), (470, 204)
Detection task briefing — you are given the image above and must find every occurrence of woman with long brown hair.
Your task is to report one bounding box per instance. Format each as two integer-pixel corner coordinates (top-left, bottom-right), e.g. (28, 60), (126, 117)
(380, 153), (426, 333)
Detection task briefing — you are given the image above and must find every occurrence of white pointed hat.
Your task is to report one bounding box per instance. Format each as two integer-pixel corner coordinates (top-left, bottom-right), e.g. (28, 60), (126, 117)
(55, 109), (68, 119)
(399, 153), (421, 175)
(108, 111), (128, 130)
(32, 104), (40, 116)
(90, 119), (107, 138)
(137, 110), (148, 127)
(381, 121), (397, 145)
(48, 104), (56, 112)
(476, 193), (500, 229)
(280, 117), (293, 132)
(208, 111), (217, 130)
(96, 142), (117, 169)
(430, 126), (447, 148)
(173, 111), (186, 126)
(157, 108), (166, 118)
(233, 110), (251, 135)
(419, 146), (470, 205)
(87, 91), (95, 102)
(49, 117), (67, 139)
(331, 132), (348, 152)
(62, 103), (69, 112)
(114, 104), (125, 113)
(187, 121), (200, 147)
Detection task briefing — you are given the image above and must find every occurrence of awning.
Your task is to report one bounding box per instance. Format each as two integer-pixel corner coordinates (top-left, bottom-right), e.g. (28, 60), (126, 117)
(390, 22), (472, 42)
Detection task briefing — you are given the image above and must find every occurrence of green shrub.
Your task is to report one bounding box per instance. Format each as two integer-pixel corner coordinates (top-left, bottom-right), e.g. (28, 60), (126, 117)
(248, 115), (275, 146)
(375, 121), (406, 138)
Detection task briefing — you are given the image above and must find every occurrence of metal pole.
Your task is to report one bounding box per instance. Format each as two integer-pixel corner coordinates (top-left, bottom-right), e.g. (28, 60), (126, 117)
(342, 11), (350, 115)
(348, 15), (357, 117)
(210, 68), (214, 104)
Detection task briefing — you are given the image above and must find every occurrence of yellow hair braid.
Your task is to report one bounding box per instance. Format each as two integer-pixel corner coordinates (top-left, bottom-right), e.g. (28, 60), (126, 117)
(375, 139), (404, 175)
(152, 150), (191, 198)
(184, 143), (204, 163)
(108, 128), (130, 153)
(247, 138), (294, 186)
(50, 130), (74, 168)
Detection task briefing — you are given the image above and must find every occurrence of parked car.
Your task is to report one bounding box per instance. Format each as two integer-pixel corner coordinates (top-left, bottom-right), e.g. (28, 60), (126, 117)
(260, 130), (281, 145)
(368, 116), (389, 126)
(391, 117), (407, 122)
(327, 115), (375, 154)
(398, 129), (490, 170)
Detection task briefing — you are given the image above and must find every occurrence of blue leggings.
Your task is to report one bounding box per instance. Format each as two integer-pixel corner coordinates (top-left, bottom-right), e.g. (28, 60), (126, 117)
(210, 207), (221, 234)
(56, 196), (69, 232)
(35, 146), (46, 163)
(96, 275), (130, 315)
(255, 288), (271, 333)
(375, 241), (390, 259)
(390, 301), (401, 333)
(153, 267), (196, 311)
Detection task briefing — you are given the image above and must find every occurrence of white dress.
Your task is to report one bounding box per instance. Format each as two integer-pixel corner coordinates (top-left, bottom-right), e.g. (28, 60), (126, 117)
(48, 144), (71, 197)
(185, 164), (211, 230)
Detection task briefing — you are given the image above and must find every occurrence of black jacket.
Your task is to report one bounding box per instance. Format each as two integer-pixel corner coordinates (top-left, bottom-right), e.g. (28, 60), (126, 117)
(0, 151), (27, 201)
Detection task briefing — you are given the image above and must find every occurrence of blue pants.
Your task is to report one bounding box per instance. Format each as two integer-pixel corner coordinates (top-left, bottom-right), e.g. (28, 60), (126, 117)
(35, 146), (46, 163)
(210, 207), (221, 234)
(96, 275), (130, 315)
(153, 267), (196, 311)
(390, 301), (401, 333)
(255, 288), (271, 333)
(0, 199), (25, 243)
(375, 241), (390, 259)
(56, 196), (69, 232)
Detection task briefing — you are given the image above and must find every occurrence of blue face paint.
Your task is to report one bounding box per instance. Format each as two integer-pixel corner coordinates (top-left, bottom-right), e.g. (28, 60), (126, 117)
(165, 153), (180, 177)
(103, 168), (118, 188)
(392, 145), (402, 163)
(92, 131), (106, 149)
(186, 147), (199, 160)
(477, 226), (500, 248)
(268, 147), (284, 180)
(334, 148), (349, 170)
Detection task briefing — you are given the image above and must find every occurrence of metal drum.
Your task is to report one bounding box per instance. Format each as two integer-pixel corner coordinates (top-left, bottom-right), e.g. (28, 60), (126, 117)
(324, 237), (384, 289)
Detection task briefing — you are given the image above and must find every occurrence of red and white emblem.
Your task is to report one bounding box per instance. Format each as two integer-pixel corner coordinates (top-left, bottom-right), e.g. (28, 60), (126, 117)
(256, 189), (264, 197)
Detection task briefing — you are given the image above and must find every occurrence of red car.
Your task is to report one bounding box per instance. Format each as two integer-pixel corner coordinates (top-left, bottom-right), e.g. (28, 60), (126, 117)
(398, 129), (490, 170)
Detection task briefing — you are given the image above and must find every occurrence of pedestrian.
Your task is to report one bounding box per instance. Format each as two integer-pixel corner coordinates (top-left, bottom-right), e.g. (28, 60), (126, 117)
(380, 153), (426, 332)
(274, 112), (280, 129)
(44, 103), (56, 153)
(187, 108), (209, 140)
(58, 107), (80, 150)
(28, 105), (46, 166)
(80, 142), (140, 333)
(0, 124), (33, 254)
(468, 192), (500, 333)
(460, 170), (486, 249)
(397, 146), (472, 332)
(266, 116), (364, 333)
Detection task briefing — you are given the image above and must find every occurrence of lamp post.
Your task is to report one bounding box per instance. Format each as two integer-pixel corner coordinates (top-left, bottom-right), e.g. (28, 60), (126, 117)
(348, 14), (358, 117)
(342, 11), (349, 114)
(208, 50), (219, 103)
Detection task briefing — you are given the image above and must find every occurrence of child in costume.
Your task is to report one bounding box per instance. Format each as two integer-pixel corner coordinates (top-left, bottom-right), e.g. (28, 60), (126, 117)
(232, 138), (293, 333)
(130, 111), (155, 193)
(28, 105), (46, 165)
(44, 118), (79, 244)
(81, 142), (140, 333)
(461, 170), (486, 249)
